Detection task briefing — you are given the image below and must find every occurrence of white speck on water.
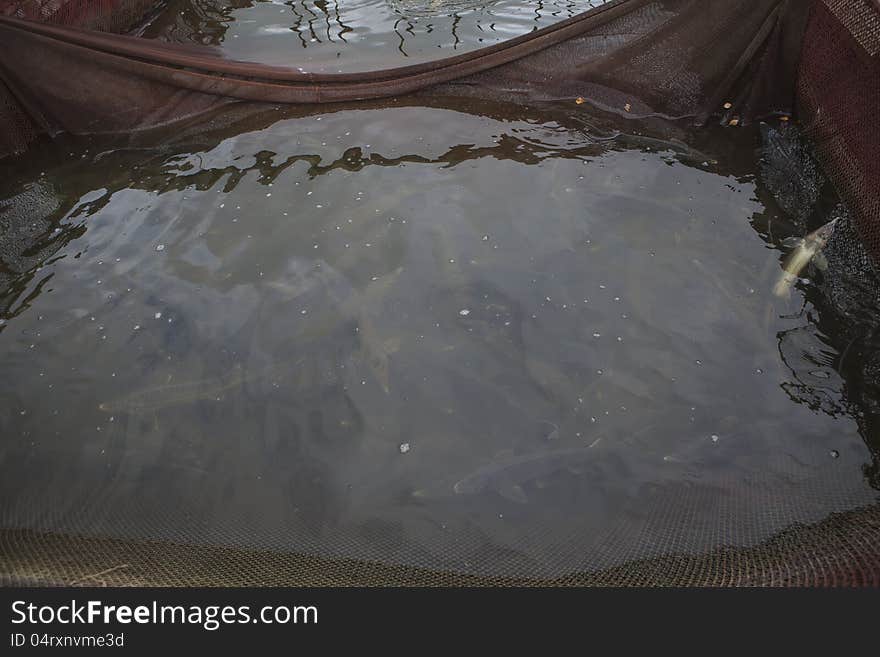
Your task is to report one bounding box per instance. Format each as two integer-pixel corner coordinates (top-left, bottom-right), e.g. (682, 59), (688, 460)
(830, 449), (839, 458)
(133, 325), (140, 330)
(593, 332), (601, 338)
(459, 309), (470, 316)
(156, 244), (165, 251)
(711, 434), (720, 443)
(300, 309), (308, 315)
(399, 442), (410, 454)
(154, 312), (162, 319)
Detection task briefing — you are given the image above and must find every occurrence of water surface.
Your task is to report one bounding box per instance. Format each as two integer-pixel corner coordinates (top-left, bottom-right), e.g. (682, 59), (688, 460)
(142, 0), (611, 70)
(0, 1), (877, 578)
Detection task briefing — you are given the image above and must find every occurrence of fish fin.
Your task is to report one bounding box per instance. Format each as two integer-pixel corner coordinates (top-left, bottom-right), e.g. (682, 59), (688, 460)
(812, 251), (828, 272)
(497, 483), (528, 504)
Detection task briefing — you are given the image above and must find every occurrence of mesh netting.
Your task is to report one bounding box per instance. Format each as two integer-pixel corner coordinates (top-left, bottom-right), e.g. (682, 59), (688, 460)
(0, 0), (808, 156)
(4, 502), (880, 587)
(0, 0), (157, 156)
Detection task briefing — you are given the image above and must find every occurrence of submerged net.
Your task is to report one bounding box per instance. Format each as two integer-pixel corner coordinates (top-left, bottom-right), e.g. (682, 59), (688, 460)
(0, 1), (808, 150)
(1, 0), (879, 587)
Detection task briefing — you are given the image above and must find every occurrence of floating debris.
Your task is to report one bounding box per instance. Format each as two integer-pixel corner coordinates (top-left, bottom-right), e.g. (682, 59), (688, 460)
(399, 442), (410, 454)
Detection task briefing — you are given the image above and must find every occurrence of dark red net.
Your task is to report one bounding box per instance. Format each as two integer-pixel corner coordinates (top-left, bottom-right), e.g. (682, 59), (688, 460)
(1, 0), (879, 588)
(797, 0), (880, 264)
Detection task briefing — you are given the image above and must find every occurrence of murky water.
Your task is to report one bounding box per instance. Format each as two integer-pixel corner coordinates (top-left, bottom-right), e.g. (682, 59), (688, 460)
(142, 0), (611, 70)
(1, 1), (878, 577)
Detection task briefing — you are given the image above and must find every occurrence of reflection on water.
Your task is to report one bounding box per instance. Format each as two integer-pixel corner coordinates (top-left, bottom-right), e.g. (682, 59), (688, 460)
(140, 0), (611, 69)
(1, 93), (878, 575)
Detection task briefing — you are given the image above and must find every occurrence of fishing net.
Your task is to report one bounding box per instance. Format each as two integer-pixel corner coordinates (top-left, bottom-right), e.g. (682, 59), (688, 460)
(1, 0), (879, 587)
(0, 0), (808, 149)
